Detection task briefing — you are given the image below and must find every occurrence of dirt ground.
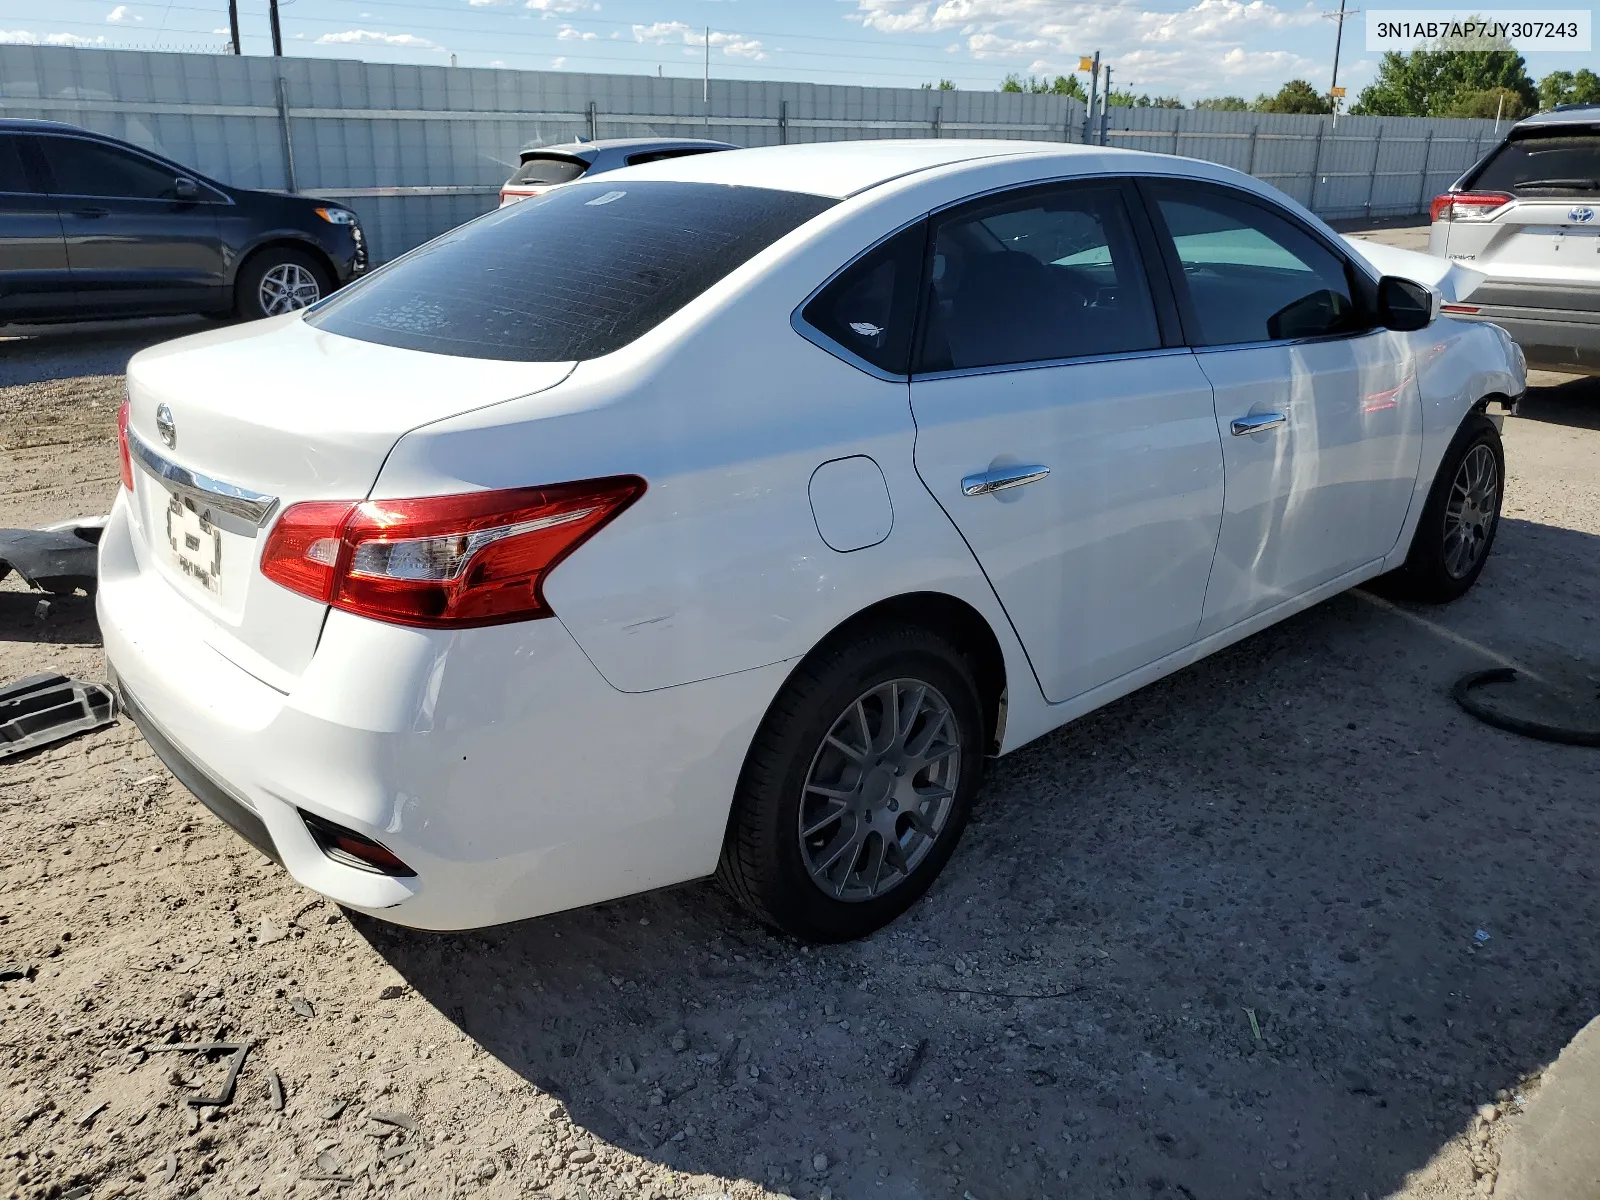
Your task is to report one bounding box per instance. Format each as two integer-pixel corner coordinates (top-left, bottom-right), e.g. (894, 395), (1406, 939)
(3, 288), (1600, 1200)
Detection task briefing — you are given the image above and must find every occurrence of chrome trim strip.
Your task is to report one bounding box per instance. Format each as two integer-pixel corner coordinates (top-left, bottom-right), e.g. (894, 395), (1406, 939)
(913, 344), (1191, 381)
(127, 429), (280, 526)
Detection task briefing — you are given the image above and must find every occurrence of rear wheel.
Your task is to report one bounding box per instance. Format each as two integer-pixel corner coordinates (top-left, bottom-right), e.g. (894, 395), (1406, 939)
(234, 247), (331, 320)
(1380, 412), (1504, 603)
(717, 624), (986, 942)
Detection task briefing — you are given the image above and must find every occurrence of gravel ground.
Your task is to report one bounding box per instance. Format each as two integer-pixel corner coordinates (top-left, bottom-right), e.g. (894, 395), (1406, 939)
(3, 285), (1599, 1200)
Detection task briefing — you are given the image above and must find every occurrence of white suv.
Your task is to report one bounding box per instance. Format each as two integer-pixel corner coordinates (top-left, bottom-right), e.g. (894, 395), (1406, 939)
(1429, 104), (1600, 375)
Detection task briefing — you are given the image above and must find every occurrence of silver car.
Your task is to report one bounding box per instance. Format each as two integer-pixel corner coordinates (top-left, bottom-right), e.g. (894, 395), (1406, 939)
(498, 136), (735, 206)
(1428, 104), (1600, 375)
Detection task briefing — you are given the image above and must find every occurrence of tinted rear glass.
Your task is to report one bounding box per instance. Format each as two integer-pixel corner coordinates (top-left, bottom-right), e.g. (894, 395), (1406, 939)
(1472, 129), (1600, 194)
(308, 181), (834, 362)
(508, 154), (590, 186)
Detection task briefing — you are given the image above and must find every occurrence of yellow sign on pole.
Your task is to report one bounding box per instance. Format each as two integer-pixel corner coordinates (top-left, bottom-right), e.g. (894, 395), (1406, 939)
(1078, 56), (1095, 72)
(1330, 86), (1346, 97)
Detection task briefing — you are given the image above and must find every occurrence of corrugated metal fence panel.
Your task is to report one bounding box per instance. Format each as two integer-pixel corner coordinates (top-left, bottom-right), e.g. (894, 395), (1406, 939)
(0, 44), (1504, 260)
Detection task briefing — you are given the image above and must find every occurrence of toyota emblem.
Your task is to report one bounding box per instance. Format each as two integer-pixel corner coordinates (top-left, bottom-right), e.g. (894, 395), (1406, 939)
(156, 403), (176, 449)
(1572, 207), (1596, 224)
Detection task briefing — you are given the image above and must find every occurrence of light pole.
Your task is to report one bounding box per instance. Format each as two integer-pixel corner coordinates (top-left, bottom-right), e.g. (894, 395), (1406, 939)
(227, 0), (241, 53)
(269, 0), (284, 56)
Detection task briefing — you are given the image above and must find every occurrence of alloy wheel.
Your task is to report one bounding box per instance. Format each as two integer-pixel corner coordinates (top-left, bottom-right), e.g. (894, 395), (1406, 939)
(258, 262), (321, 316)
(1443, 442), (1499, 579)
(798, 678), (961, 902)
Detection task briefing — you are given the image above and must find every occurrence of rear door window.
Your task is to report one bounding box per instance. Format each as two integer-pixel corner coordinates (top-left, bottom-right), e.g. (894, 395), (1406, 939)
(0, 135), (42, 195)
(917, 183), (1163, 372)
(1470, 129), (1600, 195)
(508, 155), (590, 187)
(308, 180), (834, 362)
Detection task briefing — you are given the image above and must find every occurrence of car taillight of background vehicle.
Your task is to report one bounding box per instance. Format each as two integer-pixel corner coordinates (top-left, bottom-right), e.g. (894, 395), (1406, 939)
(259, 477), (645, 627)
(499, 186), (549, 206)
(117, 394), (134, 492)
(1430, 192), (1514, 223)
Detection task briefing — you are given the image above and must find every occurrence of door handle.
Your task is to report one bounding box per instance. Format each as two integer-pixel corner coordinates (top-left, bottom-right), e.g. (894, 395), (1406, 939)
(961, 464), (1050, 497)
(1230, 412), (1287, 436)
(71, 207), (111, 219)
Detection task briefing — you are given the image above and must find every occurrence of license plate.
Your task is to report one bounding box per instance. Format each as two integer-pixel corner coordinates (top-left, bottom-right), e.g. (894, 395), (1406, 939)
(164, 491), (223, 593)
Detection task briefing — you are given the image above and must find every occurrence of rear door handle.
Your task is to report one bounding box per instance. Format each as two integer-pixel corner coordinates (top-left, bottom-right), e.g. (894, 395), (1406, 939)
(1230, 412), (1287, 436)
(961, 464), (1050, 496)
(71, 207), (111, 219)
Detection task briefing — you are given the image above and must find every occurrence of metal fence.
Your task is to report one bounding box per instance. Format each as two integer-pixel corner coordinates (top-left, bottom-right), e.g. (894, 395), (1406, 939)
(0, 44), (1505, 263)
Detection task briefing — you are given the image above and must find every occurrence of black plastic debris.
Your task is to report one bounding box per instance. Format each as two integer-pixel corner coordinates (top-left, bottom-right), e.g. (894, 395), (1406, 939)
(0, 517), (106, 595)
(0, 674), (118, 760)
(1453, 667), (1600, 748)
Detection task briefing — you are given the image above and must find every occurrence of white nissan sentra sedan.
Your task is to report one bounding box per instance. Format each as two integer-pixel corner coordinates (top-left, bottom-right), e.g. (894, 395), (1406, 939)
(102, 140), (1525, 942)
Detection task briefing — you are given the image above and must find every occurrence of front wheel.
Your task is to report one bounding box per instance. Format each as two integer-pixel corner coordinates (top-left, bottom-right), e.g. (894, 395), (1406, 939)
(234, 248), (331, 321)
(1381, 411), (1504, 603)
(717, 624), (986, 942)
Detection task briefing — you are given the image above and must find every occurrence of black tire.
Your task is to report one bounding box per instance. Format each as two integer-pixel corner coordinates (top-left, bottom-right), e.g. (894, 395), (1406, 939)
(1378, 411), (1504, 603)
(233, 246), (332, 321)
(717, 623), (987, 943)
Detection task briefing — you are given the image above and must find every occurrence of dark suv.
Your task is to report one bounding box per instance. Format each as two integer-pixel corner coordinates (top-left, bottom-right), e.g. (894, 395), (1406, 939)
(0, 119), (366, 325)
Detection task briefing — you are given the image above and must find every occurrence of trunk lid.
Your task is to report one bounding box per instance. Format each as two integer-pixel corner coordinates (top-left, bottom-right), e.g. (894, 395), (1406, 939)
(1443, 197), (1600, 294)
(123, 315), (573, 688)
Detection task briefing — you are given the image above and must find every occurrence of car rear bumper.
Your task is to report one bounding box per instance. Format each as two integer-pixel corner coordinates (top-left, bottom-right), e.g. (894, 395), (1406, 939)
(97, 491), (788, 929)
(1450, 300), (1600, 375)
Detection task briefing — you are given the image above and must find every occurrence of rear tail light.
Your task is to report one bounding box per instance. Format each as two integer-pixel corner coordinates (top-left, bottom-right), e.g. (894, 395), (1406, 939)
(499, 185), (548, 206)
(300, 810), (415, 876)
(1441, 303), (1481, 315)
(1430, 192), (1514, 223)
(117, 394), (134, 492)
(260, 477), (645, 627)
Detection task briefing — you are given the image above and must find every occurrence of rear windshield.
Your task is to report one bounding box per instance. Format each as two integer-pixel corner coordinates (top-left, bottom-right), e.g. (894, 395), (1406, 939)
(307, 181), (834, 362)
(508, 154), (590, 187)
(1470, 129), (1600, 194)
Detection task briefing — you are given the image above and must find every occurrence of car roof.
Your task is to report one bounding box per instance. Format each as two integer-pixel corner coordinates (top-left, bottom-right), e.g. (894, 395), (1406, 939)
(519, 136), (735, 161)
(1513, 105), (1600, 130)
(608, 138), (1159, 199)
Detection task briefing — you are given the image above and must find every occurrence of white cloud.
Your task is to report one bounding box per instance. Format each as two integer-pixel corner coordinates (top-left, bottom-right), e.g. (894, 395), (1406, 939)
(0, 29), (106, 45)
(526, 0), (595, 12)
(853, 0), (1324, 92)
(107, 6), (140, 23)
(632, 20), (766, 60)
(316, 28), (440, 48)
(467, 0), (511, 6)
(551, 55), (567, 67)
(489, 58), (507, 66)
(557, 24), (598, 40)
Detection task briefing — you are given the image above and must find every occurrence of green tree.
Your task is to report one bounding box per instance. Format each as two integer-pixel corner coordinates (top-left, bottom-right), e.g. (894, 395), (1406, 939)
(1193, 95), (1250, 110)
(1348, 21), (1537, 117)
(1252, 79), (1333, 114)
(1539, 68), (1600, 110)
(1445, 86), (1530, 119)
(1132, 94), (1184, 109)
(1000, 72), (1087, 98)
(920, 79), (956, 90)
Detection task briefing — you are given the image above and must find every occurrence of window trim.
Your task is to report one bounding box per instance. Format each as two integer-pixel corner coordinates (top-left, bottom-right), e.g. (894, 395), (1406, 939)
(1132, 175), (1380, 351)
(31, 132), (231, 206)
(910, 176), (1180, 379)
(790, 215), (930, 383)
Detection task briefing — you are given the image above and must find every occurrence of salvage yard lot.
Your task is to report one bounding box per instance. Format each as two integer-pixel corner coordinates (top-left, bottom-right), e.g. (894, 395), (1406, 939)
(3, 308), (1599, 1200)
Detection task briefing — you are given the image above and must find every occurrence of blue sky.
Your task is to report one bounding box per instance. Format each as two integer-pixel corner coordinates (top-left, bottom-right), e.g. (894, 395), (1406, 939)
(0, 0), (1580, 105)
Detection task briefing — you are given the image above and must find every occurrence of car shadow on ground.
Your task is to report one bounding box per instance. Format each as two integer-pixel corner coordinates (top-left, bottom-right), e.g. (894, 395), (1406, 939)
(0, 316), (209, 388)
(0, 588), (101, 646)
(1519, 373), (1600, 431)
(360, 516), (1600, 1200)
